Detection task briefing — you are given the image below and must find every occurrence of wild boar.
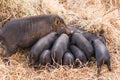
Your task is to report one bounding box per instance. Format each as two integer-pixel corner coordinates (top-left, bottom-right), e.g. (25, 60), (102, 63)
(71, 32), (94, 60)
(92, 39), (111, 76)
(51, 34), (69, 65)
(29, 32), (57, 66)
(0, 14), (73, 59)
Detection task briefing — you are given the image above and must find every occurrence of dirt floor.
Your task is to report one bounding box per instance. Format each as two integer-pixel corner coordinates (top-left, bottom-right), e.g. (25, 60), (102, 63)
(0, 0), (120, 80)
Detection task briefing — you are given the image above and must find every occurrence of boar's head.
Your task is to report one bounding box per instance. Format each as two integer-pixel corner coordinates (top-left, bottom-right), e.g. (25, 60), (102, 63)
(51, 15), (73, 34)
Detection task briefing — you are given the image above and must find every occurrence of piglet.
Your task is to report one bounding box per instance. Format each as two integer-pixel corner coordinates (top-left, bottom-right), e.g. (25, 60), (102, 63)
(70, 45), (87, 67)
(39, 50), (52, 66)
(71, 32), (94, 60)
(62, 51), (74, 66)
(51, 34), (69, 65)
(92, 39), (111, 76)
(29, 32), (58, 66)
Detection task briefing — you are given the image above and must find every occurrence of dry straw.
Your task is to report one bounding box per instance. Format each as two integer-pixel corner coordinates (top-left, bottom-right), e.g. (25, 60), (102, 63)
(0, 0), (120, 80)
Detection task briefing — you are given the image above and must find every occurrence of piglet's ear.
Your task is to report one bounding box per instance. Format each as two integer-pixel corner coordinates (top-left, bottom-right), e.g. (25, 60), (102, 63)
(54, 18), (60, 26)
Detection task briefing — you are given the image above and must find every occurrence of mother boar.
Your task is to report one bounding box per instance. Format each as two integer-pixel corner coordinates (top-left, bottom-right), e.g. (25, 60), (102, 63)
(0, 14), (73, 58)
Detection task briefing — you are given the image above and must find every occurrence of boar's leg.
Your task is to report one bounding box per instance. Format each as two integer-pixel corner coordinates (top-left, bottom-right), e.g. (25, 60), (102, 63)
(106, 60), (112, 71)
(1, 45), (10, 64)
(3, 44), (17, 57)
(28, 56), (35, 67)
(1, 44), (16, 64)
(32, 59), (40, 70)
(29, 53), (39, 67)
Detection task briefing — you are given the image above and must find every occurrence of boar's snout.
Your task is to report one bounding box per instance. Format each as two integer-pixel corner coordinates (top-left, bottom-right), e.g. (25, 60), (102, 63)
(65, 27), (73, 34)
(53, 15), (73, 34)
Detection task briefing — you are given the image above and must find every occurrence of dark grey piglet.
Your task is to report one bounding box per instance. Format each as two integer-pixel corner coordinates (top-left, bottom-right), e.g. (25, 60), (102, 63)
(51, 34), (69, 65)
(70, 45), (87, 67)
(29, 32), (58, 66)
(71, 32), (94, 60)
(62, 52), (74, 66)
(92, 39), (111, 76)
(39, 50), (52, 66)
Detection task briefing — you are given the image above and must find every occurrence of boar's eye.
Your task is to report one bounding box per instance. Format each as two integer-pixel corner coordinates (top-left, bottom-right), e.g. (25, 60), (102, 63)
(55, 18), (61, 26)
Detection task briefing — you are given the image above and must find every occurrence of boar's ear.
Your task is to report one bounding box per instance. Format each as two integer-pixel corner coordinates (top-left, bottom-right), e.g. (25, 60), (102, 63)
(54, 17), (61, 26)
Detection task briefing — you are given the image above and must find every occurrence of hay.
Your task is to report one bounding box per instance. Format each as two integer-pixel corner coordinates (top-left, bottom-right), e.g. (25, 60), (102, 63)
(0, 0), (120, 79)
